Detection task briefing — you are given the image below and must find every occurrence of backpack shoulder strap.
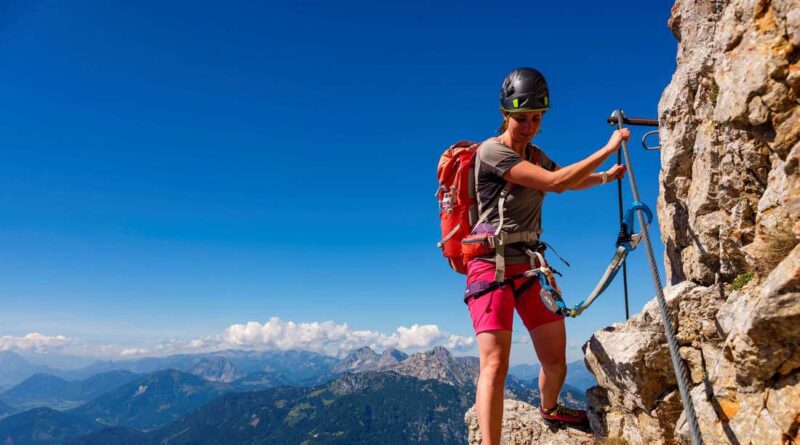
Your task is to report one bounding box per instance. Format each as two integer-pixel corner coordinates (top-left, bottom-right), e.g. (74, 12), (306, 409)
(473, 183), (511, 229)
(473, 139), (513, 230)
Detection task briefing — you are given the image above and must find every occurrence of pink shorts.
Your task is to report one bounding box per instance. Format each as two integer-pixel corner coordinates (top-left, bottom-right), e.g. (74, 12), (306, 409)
(466, 259), (564, 334)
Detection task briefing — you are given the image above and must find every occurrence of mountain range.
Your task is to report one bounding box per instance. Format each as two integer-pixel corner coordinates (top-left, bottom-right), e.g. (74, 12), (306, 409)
(67, 369), (231, 431)
(0, 349), (342, 388)
(0, 407), (100, 445)
(142, 371), (472, 445)
(0, 346), (593, 444)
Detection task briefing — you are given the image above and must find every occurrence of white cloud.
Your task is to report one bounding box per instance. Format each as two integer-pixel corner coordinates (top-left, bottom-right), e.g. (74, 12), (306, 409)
(0, 332), (70, 353)
(218, 317), (474, 356)
(150, 338), (217, 356)
(3, 318), (476, 359)
(379, 324), (474, 352)
(120, 348), (149, 357)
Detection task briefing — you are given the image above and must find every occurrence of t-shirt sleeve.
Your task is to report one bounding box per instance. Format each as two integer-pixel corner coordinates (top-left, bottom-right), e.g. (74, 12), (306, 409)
(477, 141), (524, 178)
(534, 146), (560, 172)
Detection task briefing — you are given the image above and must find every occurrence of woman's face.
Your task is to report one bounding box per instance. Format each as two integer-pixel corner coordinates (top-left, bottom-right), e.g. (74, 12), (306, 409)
(506, 110), (543, 143)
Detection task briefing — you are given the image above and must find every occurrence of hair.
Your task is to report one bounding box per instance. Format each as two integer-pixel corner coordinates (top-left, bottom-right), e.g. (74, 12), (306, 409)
(497, 111), (510, 135)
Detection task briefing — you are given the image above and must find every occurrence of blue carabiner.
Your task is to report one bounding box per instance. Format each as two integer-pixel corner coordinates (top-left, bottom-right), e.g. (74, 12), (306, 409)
(623, 201), (653, 236)
(538, 272), (568, 313)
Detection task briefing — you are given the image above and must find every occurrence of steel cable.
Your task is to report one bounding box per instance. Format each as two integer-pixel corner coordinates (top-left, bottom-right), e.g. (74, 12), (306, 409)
(612, 110), (704, 445)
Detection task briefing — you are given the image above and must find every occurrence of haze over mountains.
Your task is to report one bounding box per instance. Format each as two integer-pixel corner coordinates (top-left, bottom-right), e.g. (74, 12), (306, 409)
(0, 370), (140, 411)
(0, 346), (596, 444)
(0, 351), (59, 388)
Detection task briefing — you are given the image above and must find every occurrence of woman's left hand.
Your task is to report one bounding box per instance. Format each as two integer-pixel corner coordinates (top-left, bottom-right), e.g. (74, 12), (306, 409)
(606, 164), (626, 181)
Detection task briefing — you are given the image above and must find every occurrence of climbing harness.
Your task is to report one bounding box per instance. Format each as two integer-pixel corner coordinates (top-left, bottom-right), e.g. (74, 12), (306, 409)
(607, 110), (704, 445)
(463, 243), (566, 305)
(463, 199), (652, 318)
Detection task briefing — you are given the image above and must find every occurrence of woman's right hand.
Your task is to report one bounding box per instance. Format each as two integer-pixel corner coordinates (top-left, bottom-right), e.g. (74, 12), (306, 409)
(606, 128), (631, 152)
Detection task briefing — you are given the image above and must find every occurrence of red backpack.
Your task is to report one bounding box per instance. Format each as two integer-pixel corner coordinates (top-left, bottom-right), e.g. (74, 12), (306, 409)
(436, 141), (480, 274)
(436, 140), (540, 276)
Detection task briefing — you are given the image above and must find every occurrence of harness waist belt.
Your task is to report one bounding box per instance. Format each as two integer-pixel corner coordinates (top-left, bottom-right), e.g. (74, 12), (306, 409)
(486, 230), (540, 248)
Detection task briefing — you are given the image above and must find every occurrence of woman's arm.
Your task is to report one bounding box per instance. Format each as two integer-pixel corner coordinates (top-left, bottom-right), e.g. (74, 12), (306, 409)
(503, 129), (630, 193)
(570, 164), (627, 190)
(570, 172), (604, 190)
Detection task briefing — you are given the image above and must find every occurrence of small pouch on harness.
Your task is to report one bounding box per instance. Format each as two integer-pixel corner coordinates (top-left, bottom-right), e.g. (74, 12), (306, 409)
(461, 234), (496, 261)
(461, 223), (497, 262)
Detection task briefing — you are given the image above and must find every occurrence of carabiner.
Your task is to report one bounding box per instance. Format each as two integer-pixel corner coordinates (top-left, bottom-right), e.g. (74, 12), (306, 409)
(642, 130), (660, 150)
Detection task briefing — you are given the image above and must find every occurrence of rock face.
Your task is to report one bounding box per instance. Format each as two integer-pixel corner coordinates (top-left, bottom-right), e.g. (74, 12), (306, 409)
(585, 1), (800, 444)
(330, 347), (408, 374)
(186, 356), (246, 383)
(465, 400), (593, 445)
(464, 2), (797, 443)
(390, 346), (478, 387)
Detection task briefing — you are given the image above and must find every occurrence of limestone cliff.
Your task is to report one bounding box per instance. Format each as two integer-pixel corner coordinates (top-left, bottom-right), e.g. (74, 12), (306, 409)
(586, 0), (799, 444)
(467, 1), (799, 444)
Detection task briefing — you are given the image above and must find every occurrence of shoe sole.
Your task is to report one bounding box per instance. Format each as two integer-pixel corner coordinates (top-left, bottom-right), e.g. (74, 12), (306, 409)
(541, 416), (592, 432)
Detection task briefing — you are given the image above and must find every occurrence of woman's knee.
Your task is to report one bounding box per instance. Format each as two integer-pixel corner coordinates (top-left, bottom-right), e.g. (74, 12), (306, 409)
(539, 356), (566, 374)
(530, 321), (567, 370)
(480, 359), (509, 384)
(478, 343), (510, 386)
(476, 330), (512, 384)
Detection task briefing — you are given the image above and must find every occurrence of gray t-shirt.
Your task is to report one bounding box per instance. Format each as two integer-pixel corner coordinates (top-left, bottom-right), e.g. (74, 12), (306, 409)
(475, 138), (560, 264)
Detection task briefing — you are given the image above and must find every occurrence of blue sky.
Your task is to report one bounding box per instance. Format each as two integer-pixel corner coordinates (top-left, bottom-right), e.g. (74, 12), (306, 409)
(0, 1), (676, 364)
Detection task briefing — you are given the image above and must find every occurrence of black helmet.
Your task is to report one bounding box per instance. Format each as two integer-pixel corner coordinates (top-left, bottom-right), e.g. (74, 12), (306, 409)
(499, 67), (549, 112)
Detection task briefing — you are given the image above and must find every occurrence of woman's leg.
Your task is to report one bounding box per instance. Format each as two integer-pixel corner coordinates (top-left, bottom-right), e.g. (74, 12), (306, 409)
(529, 319), (566, 410)
(475, 329), (512, 445)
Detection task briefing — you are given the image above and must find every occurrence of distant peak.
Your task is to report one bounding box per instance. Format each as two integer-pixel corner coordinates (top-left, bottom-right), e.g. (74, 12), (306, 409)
(381, 348), (408, 360)
(430, 346), (452, 357)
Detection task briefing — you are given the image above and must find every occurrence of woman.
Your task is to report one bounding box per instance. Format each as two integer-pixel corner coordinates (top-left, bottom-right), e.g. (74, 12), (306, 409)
(467, 67), (629, 444)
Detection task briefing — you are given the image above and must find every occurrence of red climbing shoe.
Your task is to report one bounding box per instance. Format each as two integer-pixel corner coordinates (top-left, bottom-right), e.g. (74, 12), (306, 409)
(539, 404), (588, 427)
